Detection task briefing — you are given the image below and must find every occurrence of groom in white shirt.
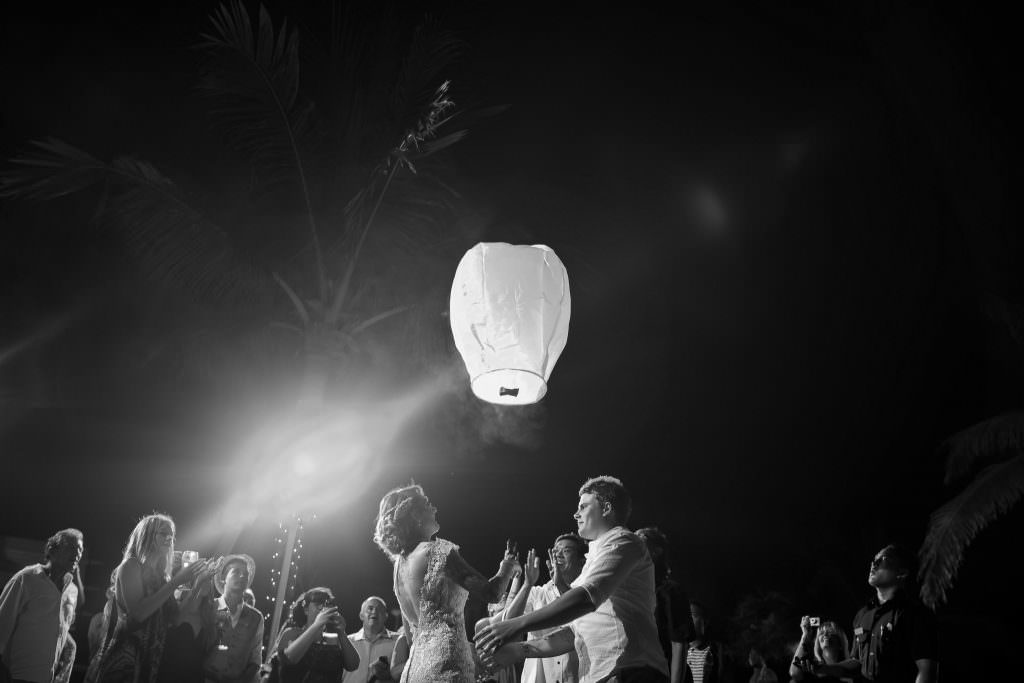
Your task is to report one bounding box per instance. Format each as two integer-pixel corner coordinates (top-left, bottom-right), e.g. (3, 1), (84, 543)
(476, 476), (669, 682)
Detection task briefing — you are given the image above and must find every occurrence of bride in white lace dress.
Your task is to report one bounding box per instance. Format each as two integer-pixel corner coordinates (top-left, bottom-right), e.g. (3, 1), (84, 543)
(374, 484), (520, 682)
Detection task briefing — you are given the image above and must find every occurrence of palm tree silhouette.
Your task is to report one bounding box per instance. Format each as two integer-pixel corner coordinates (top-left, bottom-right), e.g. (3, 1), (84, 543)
(1, 0), (477, 410)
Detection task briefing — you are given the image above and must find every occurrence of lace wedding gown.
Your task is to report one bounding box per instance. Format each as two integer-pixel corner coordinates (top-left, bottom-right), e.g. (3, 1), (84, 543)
(395, 539), (476, 683)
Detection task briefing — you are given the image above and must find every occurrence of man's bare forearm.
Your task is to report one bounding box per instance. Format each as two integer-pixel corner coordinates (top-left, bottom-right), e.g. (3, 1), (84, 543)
(502, 582), (533, 621)
(521, 627), (575, 658)
(518, 586), (594, 633)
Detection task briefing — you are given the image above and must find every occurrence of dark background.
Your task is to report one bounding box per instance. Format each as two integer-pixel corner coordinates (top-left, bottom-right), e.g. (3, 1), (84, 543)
(2, 1), (1020, 680)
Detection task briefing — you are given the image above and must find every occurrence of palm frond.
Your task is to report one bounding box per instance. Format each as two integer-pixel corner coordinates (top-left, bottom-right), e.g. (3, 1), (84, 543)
(0, 138), (113, 200)
(418, 129), (468, 157)
(348, 306), (408, 336)
(942, 411), (1024, 484)
(109, 159), (274, 308)
(982, 292), (1024, 348)
(272, 272), (310, 326)
(918, 455), (1024, 609)
(2, 137), (272, 307)
(390, 16), (464, 121)
(197, 1), (326, 295)
(197, 1), (308, 189)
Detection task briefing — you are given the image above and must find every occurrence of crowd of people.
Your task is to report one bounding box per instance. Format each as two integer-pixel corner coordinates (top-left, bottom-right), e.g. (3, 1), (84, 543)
(1, 476), (938, 683)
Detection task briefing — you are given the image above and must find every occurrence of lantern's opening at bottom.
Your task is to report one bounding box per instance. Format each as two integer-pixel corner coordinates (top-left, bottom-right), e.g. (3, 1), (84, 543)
(471, 369), (548, 405)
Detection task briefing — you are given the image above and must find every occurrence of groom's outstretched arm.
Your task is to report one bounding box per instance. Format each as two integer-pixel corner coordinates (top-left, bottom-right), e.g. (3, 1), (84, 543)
(483, 627), (576, 670)
(477, 535), (644, 652)
(476, 587), (594, 652)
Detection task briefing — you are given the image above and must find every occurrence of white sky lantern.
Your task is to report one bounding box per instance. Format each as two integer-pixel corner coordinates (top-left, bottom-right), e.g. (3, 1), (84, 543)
(450, 242), (571, 405)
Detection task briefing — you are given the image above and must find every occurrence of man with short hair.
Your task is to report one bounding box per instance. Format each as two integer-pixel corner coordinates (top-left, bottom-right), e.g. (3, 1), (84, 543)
(497, 532), (586, 683)
(798, 544), (937, 683)
(0, 528), (84, 683)
(477, 475), (669, 682)
(344, 596), (400, 682)
(204, 554), (264, 683)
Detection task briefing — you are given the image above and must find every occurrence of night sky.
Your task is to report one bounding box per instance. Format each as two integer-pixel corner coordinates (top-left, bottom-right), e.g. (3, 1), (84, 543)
(2, 1), (1021, 675)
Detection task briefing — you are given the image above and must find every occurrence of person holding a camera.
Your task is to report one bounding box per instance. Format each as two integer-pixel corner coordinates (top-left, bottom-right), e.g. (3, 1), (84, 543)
(788, 616), (852, 682)
(791, 544), (938, 683)
(273, 587), (359, 683)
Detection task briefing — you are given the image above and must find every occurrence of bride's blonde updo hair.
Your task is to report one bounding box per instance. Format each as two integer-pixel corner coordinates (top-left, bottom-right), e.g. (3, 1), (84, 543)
(374, 483), (431, 558)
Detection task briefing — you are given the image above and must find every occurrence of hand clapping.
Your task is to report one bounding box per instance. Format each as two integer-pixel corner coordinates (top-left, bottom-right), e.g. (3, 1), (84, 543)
(522, 548), (540, 587)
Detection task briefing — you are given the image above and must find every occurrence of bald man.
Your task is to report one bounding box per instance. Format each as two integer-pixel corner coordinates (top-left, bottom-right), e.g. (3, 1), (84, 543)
(344, 596), (400, 682)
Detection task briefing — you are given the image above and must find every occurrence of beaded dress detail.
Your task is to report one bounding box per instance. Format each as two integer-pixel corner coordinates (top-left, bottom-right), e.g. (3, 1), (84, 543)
(396, 539), (475, 682)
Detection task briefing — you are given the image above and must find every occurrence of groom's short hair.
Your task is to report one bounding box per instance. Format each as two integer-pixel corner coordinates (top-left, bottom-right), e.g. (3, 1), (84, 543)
(579, 475), (632, 524)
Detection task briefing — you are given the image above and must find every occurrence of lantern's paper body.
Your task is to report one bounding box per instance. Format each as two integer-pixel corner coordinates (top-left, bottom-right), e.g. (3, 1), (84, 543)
(450, 243), (571, 405)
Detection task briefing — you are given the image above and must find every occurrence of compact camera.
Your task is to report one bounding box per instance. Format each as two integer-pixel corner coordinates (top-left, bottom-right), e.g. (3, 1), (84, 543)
(808, 617), (821, 627)
(322, 599), (340, 634)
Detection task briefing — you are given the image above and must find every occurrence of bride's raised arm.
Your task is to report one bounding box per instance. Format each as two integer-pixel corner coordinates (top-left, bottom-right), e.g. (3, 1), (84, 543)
(445, 539), (521, 604)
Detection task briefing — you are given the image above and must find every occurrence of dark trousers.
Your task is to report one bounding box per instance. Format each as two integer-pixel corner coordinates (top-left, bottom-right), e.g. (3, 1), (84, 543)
(609, 666), (670, 683)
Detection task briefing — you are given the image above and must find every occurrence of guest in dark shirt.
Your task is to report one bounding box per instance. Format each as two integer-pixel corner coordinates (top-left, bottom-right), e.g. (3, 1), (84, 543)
(160, 559), (219, 683)
(273, 587), (359, 683)
(802, 544), (937, 683)
(636, 527), (694, 683)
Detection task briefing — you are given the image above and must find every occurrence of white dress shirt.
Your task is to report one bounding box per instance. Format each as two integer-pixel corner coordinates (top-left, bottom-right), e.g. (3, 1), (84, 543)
(343, 627), (399, 682)
(569, 527), (668, 682)
(520, 581), (579, 683)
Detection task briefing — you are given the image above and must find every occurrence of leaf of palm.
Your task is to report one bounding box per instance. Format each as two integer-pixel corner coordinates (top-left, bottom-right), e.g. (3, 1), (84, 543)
(0, 137), (112, 200)
(918, 455), (1024, 608)
(418, 129), (468, 157)
(197, 1), (309, 191)
(107, 161), (275, 308)
(390, 16), (464, 119)
(197, 0), (326, 296)
(2, 137), (273, 307)
(942, 411), (1024, 484)
(348, 306), (409, 336)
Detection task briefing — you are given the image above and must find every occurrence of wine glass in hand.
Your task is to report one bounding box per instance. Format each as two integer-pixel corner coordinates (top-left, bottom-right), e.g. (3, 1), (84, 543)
(172, 558), (209, 588)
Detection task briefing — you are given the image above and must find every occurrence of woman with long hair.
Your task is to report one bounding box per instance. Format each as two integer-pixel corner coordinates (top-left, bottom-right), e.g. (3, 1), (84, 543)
(373, 483), (520, 682)
(86, 513), (211, 683)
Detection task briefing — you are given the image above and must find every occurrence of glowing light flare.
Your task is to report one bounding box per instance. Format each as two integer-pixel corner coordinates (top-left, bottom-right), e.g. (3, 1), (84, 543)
(291, 452), (316, 477)
(184, 374), (453, 555)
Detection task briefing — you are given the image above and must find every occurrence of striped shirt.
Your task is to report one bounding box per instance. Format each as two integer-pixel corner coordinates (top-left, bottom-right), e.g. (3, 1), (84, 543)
(686, 645), (713, 683)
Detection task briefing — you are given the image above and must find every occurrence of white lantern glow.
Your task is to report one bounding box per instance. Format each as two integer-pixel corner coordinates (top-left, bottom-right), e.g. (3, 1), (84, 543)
(450, 242), (571, 405)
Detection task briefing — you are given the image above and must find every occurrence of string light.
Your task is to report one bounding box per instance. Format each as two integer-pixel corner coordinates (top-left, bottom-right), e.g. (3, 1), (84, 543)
(263, 513), (312, 629)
